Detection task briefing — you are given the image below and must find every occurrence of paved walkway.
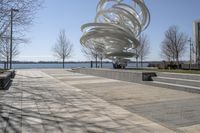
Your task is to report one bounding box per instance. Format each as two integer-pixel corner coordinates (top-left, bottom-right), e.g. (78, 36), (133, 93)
(0, 69), (200, 133)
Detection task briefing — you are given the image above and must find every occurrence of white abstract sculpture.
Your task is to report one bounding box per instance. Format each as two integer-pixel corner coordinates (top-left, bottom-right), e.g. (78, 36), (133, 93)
(80, 0), (150, 68)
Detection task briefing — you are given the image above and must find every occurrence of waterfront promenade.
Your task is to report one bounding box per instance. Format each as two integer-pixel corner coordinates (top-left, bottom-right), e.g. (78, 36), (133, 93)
(0, 69), (200, 132)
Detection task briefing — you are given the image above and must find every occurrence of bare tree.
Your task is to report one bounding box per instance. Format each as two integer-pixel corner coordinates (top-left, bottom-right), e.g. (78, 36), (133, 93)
(81, 45), (104, 68)
(53, 30), (73, 68)
(81, 46), (97, 61)
(0, 0), (43, 38)
(0, 35), (19, 69)
(161, 42), (173, 61)
(136, 34), (150, 67)
(0, 38), (10, 69)
(161, 26), (188, 66)
(0, 0), (43, 67)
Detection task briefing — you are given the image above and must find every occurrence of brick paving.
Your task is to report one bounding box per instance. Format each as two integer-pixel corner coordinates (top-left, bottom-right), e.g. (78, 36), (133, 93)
(0, 69), (200, 132)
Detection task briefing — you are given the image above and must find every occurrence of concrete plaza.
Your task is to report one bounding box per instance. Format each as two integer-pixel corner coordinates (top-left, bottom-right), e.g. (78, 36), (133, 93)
(0, 69), (200, 133)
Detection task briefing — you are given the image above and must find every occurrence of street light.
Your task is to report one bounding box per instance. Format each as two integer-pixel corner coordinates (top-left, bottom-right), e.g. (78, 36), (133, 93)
(10, 8), (19, 69)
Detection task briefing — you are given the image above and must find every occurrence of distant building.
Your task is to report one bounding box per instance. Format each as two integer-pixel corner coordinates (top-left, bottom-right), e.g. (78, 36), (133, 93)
(194, 20), (200, 63)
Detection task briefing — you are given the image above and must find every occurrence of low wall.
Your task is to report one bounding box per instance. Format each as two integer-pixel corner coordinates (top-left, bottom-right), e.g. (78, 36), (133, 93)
(0, 72), (12, 90)
(0, 70), (15, 90)
(73, 68), (156, 83)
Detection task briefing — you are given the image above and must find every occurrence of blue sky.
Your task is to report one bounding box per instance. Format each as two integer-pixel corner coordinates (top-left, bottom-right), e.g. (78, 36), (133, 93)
(17, 0), (200, 61)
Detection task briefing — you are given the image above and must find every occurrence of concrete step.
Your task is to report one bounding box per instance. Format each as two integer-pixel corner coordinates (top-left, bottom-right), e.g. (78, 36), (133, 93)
(153, 76), (200, 87)
(146, 81), (200, 94)
(157, 72), (200, 80)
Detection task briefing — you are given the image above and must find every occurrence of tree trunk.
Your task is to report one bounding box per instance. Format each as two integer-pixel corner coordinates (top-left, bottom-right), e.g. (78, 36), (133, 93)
(4, 62), (6, 70)
(62, 58), (65, 69)
(95, 54), (97, 68)
(100, 57), (103, 68)
(7, 55), (9, 69)
(91, 61), (93, 68)
(136, 57), (138, 69)
(176, 56), (180, 69)
(136, 49), (138, 69)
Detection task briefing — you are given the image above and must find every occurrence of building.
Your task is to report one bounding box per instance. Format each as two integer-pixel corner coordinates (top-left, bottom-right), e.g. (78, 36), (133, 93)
(194, 20), (200, 63)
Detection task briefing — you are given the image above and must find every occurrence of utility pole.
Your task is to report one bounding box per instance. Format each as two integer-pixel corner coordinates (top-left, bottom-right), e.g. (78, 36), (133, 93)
(10, 8), (19, 69)
(188, 38), (193, 70)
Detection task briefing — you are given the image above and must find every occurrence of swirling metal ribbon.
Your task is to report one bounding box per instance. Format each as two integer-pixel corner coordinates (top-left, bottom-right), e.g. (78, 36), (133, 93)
(81, 0), (150, 66)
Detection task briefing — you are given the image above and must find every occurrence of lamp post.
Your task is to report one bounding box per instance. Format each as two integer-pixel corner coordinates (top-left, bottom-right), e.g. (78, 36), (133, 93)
(10, 8), (19, 69)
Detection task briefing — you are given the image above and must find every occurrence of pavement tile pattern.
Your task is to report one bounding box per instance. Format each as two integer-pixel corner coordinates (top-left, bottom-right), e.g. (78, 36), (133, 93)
(0, 69), (200, 133)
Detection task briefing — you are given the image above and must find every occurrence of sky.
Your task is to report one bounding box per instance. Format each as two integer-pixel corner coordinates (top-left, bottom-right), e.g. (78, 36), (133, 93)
(16, 0), (200, 62)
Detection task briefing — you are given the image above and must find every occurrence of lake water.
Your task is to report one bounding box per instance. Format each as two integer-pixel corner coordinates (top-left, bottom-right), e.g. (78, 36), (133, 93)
(0, 62), (149, 69)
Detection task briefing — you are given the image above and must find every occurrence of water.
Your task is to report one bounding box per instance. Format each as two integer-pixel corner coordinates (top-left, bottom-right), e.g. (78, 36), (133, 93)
(0, 62), (149, 69)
